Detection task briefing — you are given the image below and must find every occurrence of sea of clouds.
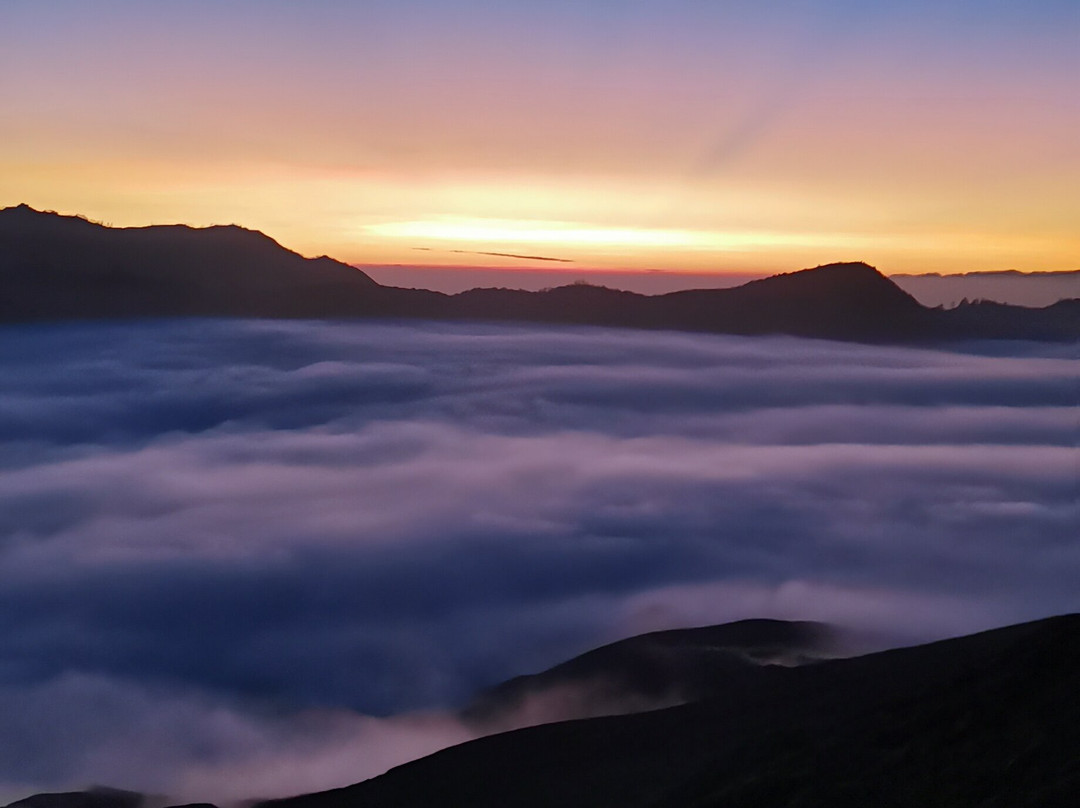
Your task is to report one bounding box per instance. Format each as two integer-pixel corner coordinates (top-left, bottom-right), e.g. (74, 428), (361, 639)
(0, 319), (1076, 803)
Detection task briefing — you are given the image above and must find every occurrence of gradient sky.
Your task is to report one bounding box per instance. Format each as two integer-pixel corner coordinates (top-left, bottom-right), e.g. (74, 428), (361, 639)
(2, 0), (1078, 276)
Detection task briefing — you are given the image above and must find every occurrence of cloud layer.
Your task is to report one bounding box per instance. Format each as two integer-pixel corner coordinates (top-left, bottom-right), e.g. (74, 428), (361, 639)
(0, 320), (1076, 802)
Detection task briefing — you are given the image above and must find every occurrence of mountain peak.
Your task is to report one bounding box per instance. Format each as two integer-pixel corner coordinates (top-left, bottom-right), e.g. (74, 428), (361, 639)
(3, 203), (81, 218)
(807, 260), (880, 273)
(738, 260), (922, 309)
(2, 203), (57, 220)
(0, 204), (108, 234)
(760, 261), (893, 285)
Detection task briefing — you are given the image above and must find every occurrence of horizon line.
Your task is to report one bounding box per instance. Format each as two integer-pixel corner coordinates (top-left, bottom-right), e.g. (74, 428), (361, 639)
(7, 203), (1077, 278)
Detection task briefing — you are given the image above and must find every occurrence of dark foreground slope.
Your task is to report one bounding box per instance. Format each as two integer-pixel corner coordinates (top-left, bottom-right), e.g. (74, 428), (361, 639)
(3, 205), (1077, 342)
(463, 619), (836, 729)
(5, 789), (142, 808)
(4, 789), (208, 808)
(261, 614), (1080, 808)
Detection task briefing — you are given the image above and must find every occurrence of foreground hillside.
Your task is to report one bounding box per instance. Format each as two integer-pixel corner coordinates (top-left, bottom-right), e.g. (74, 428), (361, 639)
(5, 616), (1077, 807)
(462, 619), (836, 730)
(3, 205), (1077, 342)
(260, 615), (1079, 808)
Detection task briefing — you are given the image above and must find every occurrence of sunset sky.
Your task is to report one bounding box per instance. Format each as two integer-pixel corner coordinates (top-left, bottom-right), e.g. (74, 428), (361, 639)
(2, 0), (1078, 277)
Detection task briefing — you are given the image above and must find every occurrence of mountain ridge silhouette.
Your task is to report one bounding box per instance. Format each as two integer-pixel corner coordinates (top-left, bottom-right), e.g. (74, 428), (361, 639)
(2, 205), (1077, 342)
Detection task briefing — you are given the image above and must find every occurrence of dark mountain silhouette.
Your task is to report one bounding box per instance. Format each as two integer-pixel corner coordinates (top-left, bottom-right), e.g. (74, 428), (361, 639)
(4, 792), (214, 808)
(5, 789), (143, 808)
(2, 205), (1078, 342)
(0, 204), (380, 320)
(257, 614), (1080, 808)
(463, 619), (837, 730)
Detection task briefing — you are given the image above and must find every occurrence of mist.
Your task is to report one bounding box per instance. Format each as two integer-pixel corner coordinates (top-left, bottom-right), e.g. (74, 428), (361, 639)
(0, 319), (1075, 802)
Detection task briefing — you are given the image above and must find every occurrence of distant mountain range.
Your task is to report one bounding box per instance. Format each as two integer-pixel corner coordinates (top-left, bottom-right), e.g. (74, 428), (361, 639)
(9, 615), (1077, 807)
(2, 205), (1077, 342)
(890, 269), (1080, 309)
(360, 264), (1079, 305)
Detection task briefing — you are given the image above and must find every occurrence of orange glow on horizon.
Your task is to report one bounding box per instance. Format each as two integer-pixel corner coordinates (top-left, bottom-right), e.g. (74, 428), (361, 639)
(2, 3), (1077, 278)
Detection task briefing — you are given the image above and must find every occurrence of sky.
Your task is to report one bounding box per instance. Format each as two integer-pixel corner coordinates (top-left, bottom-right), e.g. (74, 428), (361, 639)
(2, 0), (1078, 278)
(1, 320), (1076, 802)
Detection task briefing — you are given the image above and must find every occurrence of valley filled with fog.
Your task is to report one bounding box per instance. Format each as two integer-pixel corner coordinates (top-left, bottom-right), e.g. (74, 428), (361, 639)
(0, 320), (1076, 802)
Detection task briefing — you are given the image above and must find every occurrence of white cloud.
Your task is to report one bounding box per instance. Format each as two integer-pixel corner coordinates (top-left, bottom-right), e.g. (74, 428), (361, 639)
(0, 320), (1075, 801)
